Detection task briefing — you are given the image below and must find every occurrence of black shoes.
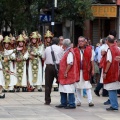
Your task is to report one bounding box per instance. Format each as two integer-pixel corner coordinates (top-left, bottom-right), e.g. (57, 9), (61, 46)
(94, 89), (100, 97)
(54, 87), (58, 91)
(2, 89), (7, 92)
(106, 106), (118, 111)
(55, 104), (66, 108)
(55, 104), (76, 109)
(44, 102), (50, 105)
(16, 87), (20, 92)
(38, 88), (42, 92)
(102, 94), (109, 97)
(9, 90), (15, 93)
(104, 99), (110, 105)
(22, 87), (28, 92)
(89, 102), (94, 107)
(0, 94), (5, 99)
(64, 106), (76, 109)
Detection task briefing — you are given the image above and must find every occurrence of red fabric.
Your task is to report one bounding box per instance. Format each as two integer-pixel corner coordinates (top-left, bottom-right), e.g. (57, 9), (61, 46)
(103, 44), (120, 84)
(58, 48), (79, 85)
(74, 46), (92, 81)
(99, 52), (107, 68)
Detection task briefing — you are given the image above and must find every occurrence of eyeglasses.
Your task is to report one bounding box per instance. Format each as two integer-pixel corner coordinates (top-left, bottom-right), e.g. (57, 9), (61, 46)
(78, 40), (84, 42)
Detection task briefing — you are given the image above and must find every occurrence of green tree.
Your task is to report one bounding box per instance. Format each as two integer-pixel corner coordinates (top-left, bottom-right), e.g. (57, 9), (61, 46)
(56, 0), (93, 25)
(0, 0), (93, 35)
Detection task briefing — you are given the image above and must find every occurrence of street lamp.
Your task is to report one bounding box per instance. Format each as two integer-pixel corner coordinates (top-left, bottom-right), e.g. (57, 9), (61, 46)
(51, 0), (57, 34)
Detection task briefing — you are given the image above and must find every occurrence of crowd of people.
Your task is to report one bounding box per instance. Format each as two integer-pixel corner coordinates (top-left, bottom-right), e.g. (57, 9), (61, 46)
(0, 30), (120, 111)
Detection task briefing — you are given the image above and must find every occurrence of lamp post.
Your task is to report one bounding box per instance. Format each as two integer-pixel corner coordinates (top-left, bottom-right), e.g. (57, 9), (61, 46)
(51, 0), (57, 34)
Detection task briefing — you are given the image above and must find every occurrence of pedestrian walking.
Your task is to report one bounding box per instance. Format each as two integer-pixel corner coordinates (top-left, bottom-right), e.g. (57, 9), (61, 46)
(43, 37), (63, 105)
(74, 36), (94, 107)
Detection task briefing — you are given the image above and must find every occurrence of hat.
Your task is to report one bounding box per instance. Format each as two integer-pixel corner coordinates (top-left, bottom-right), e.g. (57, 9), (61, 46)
(17, 34), (25, 42)
(3, 36), (11, 43)
(36, 31), (41, 39)
(9, 33), (15, 41)
(22, 31), (28, 40)
(44, 30), (54, 38)
(30, 32), (38, 39)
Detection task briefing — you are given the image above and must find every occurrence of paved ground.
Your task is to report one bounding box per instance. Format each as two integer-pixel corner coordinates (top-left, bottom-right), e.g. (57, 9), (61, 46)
(0, 88), (120, 120)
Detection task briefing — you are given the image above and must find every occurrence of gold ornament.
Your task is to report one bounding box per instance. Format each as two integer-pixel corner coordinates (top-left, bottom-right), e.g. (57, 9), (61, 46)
(17, 34), (25, 42)
(3, 36), (11, 43)
(44, 30), (54, 38)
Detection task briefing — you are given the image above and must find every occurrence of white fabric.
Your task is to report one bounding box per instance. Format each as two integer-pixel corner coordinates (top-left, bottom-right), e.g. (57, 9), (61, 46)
(106, 49), (112, 62)
(104, 48), (120, 90)
(67, 52), (73, 64)
(15, 51), (29, 86)
(28, 45), (44, 88)
(100, 44), (109, 83)
(97, 46), (102, 63)
(42, 45), (63, 87)
(59, 49), (75, 93)
(91, 49), (94, 61)
(0, 61), (4, 86)
(76, 88), (93, 103)
(97, 44), (107, 63)
(75, 70), (92, 89)
(100, 69), (103, 83)
(42, 63), (46, 86)
(101, 44), (109, 52)
(75, 89), (82, 103)
(3, 49), (17, 89)
(42, 44), (63, 64)
(59, 84), (75, 93)
(86, 89), (93, 103)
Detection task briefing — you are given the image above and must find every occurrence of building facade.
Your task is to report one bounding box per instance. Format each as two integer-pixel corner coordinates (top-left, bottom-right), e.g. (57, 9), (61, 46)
(84, 0), (120, 46)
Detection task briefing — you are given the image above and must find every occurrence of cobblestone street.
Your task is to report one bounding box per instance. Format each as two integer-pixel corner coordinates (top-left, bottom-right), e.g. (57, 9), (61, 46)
(0, 88), (120, 120)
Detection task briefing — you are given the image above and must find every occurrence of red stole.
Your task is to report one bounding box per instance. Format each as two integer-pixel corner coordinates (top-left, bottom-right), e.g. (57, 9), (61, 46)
(103, 44), (120, 84)
(74, 46), (92, 81)
(58, 48), (79, 85)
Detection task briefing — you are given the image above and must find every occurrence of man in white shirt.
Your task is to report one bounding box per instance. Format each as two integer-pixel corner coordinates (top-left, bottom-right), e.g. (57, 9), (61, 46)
(43, 37), (63, 105)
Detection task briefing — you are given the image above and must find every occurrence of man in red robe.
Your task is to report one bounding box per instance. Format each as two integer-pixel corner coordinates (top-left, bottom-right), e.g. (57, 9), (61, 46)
(103, 35), (120, 111)
(56, 39), (79, 109)
(74, 36), (94, 107)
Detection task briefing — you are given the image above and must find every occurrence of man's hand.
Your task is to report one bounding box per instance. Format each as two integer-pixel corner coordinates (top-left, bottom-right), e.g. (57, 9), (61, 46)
(115, 56), (120, 62)
(103, 73), (106, 79)
(91, 70), (94, 76)
(64, 72), (67, 78)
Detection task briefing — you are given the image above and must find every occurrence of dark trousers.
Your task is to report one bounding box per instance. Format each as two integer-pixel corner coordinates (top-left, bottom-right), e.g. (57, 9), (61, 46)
(60, 92), (75, 107)
(117, 89), (120, 94)
(95, 68), (108, 96)
(45, 64), (58, 104)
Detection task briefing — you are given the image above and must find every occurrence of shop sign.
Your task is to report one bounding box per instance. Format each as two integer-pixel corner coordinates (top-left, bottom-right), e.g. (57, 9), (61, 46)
(92, 5), (117, 17)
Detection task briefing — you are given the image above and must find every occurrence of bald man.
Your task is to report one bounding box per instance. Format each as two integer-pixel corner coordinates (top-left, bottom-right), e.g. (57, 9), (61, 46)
(103, 35), (120, 111)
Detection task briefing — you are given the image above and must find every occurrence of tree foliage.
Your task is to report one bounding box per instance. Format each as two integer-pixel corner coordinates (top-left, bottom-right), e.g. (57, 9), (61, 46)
(0, 0), (93, 35)
(56, 0), (93, 24)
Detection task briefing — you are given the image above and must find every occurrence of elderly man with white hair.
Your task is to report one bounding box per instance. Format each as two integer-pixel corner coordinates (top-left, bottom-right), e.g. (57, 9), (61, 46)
(56, 39), (79, 109)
